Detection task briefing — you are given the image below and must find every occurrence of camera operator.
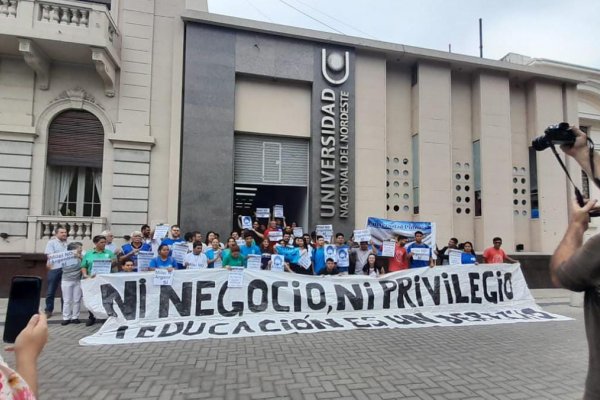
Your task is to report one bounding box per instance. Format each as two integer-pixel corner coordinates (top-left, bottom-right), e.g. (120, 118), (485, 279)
(549, 126), (600, 400)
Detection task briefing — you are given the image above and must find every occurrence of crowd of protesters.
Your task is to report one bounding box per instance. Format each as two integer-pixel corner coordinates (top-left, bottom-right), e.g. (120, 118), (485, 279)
(44, 216), (517, 327)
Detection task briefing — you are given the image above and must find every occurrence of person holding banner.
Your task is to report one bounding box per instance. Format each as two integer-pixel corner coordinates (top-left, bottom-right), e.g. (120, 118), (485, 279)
(223, 245), (245, 269)
(460, 242), (478, 265)
(149, 244), (178, 271)
(435, 237), (459, 266)
(362, 254), (384, 277)
(119, 231), (152, 268)
(320, 258), (340, 275)
(388, 235), (409, 272)
(81, 235), (117, 326)
(183, 241), (209, 269)
(483, 237), (518, 264)
(60, 242), (83, 325)
(206, 238), (223, 269)
(350, 241), (377, 275)
(406, 231), (434, 268)
(312, 236), (327, 275)
(240, 232), (261, 258)
(44, 225), (69, 318)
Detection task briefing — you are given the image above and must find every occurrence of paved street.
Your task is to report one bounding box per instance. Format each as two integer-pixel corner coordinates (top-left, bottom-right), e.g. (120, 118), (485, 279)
(1, 291), (589, 400)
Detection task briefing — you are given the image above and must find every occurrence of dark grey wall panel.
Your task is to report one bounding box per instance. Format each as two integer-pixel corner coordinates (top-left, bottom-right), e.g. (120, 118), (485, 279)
(180, 24), (236, 235)
(235, 32), (314, 82)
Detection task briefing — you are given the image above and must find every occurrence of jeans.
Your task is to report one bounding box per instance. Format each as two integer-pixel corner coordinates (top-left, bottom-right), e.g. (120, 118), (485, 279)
(60, 280), (81, 320)
(45, 268), (62, 313)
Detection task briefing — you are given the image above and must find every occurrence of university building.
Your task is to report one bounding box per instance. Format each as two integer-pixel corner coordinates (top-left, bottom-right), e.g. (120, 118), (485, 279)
(1, 0), (600, 263)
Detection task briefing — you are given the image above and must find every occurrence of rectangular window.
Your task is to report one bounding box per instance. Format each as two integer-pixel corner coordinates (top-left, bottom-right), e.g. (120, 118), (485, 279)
(473, 140), (482, 216)
(529, 147), (539, 218)
(412, 134), (419, 214)
(49, 166), (101, 217)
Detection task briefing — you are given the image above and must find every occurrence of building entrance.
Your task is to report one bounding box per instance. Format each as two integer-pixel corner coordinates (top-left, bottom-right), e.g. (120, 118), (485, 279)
(233, 134), (309, 231)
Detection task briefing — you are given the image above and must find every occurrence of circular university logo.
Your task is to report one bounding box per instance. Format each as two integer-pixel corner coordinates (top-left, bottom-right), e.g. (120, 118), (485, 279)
(326, 52), (345, 72)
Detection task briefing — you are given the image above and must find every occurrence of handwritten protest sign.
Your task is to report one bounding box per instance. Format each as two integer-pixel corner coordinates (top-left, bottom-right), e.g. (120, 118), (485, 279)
(382, 241), (396, 257)
(293, 227), (303, 237)
(256, 208), (270, 218)
(316, 225), (333, 242)
(228, 267), (245, 288)
(273, 205), (284, 218)
(246, 254), (262, 270)
(153, 225), (170, 240)
(353, 229), (371, 243)
(448, 249), (463, 265)
(268, 231), (283, 242)
(153, 269), (174, 286)
(137, 251), (154, 271)
(411, 247), (430, 261)
(92, 259), (112, 275)
(171, 242), (188, 265)
(271, 254), (285, 272)
(47, 251), (76, 269)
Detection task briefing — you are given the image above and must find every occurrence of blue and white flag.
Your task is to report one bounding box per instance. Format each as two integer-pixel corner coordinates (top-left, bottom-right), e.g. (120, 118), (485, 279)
(365, 217), (436, 249)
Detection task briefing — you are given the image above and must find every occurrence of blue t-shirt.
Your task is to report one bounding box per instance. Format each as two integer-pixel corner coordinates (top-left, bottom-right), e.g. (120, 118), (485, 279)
(240, 244), (261, 258)
(406, 243), (431, 268)
(160, 238), (186, 269)
(149, 256), (178, 269)
(312, 247), (326, 275)
(461, 252), (477, 264)
(121, 242), (152, 268)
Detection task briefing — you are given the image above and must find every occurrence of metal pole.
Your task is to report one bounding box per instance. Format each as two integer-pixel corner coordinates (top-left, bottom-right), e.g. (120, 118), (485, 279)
(479, 18), (483, 58)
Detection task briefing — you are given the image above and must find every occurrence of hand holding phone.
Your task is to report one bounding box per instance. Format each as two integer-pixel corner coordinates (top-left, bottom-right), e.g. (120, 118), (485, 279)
(3, 276), (42, 344)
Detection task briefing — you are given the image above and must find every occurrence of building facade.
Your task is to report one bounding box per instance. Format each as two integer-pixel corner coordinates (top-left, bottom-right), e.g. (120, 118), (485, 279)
(1, 2), (600, 256)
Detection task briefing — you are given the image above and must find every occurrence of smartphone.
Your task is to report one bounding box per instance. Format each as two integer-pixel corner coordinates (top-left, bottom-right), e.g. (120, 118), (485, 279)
(3, 276), (42, 344)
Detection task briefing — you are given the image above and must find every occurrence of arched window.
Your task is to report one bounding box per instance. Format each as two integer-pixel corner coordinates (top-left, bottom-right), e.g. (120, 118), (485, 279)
(44, 110), (104, 216)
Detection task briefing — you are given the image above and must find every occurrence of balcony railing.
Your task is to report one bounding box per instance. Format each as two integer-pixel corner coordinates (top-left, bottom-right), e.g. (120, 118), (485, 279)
(27, 215), (106, 251)
(0, 0), (121, 69)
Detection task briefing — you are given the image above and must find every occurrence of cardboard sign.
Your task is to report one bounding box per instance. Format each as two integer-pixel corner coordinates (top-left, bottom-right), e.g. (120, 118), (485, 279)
(228, 267), (245, 288)
(411, 247), (430, 261)
(256, 208), (270, 218)
(137, 251), (154, 271)
(382, 241), (396, 257)
(241, 216), (253, 229)
(293, 227), (303, 238)
(153, 225), (170, 240)
(323, 244), (337, 262)
(353, 229), (371, 243)
(273, 204), (284, 218)
(246, 254), (262, 270)
(268, 230), (283, 242)
(448, 249), (463, 265)
(171, 242), (189, 264)
(316, 225), (333, 242)
(153, 269), (174, 286)
(271, 254), (285, 272)
(92, 259), (112, 275)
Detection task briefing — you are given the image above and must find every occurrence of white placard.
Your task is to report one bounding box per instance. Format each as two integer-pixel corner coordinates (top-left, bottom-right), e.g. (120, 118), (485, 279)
(171, 242), (189, 264)
(92, 259), (112, 275)
(382, 241), (396, 257)
(228, 267), (245, 288)
(246, 254), (262, 270)
(337, 247), (350, 268)
(271, 254), (285, 272)
(293, 227), (303, 238)
(236, 239), (245, 247)
(448, 249), (463, 265)
(153, 269), (174, 286)
(316, 224), (333, 242)
(153, 225), (170, 240)
(137, 251), (154, 271)
(323, 244), (338, 262)
(256, 208), (270, 218)
(273, 205), (284, 218)
(47, 250), (76, 269)
(241, 216), (253, 229)
(411, 247), (430, 261)
(298, 253), (311, 270)
(353, 229), (372, 243)
(268, 230), (283, 242)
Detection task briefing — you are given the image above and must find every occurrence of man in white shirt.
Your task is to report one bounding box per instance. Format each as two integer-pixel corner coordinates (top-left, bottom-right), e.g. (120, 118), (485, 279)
(183, 241), (208, 269)
(44, 226), (69, 318)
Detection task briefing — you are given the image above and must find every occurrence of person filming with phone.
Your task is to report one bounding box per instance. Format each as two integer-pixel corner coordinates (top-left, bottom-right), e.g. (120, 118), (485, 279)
(546, 124), (600, 400)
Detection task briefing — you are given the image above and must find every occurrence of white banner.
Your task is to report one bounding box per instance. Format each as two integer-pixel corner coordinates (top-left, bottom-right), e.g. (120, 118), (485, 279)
(80, 264), (570, 346)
